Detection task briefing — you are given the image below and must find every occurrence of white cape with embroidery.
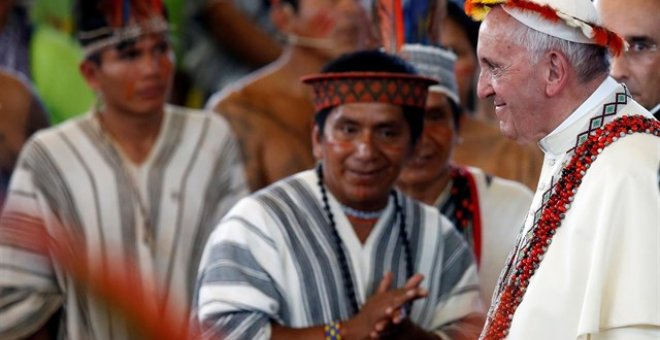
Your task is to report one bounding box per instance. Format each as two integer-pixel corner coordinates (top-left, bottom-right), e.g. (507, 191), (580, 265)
(501, 78), (660, 339)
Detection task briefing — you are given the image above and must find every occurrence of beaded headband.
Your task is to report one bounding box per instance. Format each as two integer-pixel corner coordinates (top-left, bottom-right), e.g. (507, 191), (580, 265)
(80, 17), (169, 58)
(465, 0), (625, 56)
(77, 0), (169, 58)
(301, 72), (438, 112)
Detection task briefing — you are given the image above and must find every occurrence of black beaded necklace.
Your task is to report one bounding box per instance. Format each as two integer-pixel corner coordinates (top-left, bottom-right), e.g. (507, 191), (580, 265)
(315, 164), (414, 316)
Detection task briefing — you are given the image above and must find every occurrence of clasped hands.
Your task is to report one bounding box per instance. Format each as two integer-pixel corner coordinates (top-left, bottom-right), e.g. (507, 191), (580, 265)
(343, 272), (427, 340)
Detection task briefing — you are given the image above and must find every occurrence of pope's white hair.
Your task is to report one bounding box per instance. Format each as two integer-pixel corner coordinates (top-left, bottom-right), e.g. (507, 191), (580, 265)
(511, 24), (610, 83)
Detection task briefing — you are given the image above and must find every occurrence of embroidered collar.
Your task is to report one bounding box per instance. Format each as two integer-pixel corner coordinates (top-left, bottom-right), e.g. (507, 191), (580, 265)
(539, 77), (620, 157)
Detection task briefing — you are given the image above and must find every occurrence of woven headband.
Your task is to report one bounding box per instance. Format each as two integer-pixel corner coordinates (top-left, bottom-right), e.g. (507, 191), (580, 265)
(302, 72), (438, 112)
(81, 17), (169, 58)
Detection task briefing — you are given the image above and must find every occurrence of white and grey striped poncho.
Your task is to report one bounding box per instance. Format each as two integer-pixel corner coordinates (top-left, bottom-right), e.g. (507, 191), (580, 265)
(0, 105), (248, 339)
(195, 170), (483, 339)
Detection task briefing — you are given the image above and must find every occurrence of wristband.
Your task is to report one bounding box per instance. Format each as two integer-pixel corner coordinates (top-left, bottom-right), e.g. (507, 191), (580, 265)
(324, 320), (342, 340)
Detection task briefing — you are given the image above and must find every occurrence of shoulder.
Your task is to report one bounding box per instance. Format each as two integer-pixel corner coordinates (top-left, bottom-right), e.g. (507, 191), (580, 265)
(12, 115), (92, 173)
(399, 193), (456, 234)
(467, 166), (534, 202)
(250, 170), (316, 202)
(573, 123), (659, 206)
(218, 172), (314, 227)
(27, 114), (92, 146)
(0, 68), (31, 96)
(0, 69), (37, 116)
(591, 127), (659, 176)
(166, 104), (235, 140)
(207, 71), (274, 117)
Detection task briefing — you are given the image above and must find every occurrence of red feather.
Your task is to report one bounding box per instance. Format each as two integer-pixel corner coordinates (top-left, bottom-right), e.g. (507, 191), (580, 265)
(7, 220), (208, 339)
(49, 228), (204, 339)
(508, 0), (560, 22)
(592, 26), (625, 56)
(378, 0), (404, 53)
(507, 0), (625, 56)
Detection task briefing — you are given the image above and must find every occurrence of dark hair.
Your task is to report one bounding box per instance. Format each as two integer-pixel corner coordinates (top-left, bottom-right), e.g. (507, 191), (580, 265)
(446, 1), (481, 51)
(449, 99), (462, 131)
(280, 0), (298, 11)
(314, 50), (425, 146)
(74, 0), (169, 54)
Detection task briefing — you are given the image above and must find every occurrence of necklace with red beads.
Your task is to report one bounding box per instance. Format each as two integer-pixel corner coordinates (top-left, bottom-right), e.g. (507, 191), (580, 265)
(481, 115), (660, 340)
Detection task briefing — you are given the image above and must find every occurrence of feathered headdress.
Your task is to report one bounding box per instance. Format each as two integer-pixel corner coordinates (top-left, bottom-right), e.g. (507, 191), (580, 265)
(375, 0), (443, 53)
(76, 0), (169, 58)
(464, 0), (625, 56)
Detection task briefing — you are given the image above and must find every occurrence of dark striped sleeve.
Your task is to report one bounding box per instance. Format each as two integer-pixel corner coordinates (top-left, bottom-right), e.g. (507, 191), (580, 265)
(195, 201), (284, 339)
(438, 219), (481, 303)
(200, 311), (270, 340)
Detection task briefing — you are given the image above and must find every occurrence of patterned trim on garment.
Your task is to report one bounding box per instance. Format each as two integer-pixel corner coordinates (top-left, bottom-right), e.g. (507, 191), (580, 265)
(301, 72), (437, 111)
(481, 115), (660, 339)
(571, 86), (630, 152)
(442, 166), (483, 264)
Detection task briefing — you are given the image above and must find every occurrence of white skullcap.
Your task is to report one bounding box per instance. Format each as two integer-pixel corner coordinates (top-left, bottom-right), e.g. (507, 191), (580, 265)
(464, 0), (625, 55)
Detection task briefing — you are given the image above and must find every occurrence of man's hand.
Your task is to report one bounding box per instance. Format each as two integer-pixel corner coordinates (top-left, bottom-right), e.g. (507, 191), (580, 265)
(343, 272), (428, 340)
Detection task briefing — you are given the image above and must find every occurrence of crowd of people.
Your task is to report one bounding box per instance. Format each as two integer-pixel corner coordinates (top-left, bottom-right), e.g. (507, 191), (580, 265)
(0, 0), (657, 339)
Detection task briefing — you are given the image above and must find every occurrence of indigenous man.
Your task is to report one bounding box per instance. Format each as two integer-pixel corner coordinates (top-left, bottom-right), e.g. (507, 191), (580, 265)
(465, 0), (660, 338)
(396, 44), (533, 303)
(0, 1), (248, 338)
(207, 0), (374, 191)
(595, 0), (660, 120)
(195, 50), (484, 340)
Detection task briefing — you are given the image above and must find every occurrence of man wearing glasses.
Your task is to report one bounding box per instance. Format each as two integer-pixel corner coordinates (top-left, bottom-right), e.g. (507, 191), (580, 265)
(596, 0), (660, 119)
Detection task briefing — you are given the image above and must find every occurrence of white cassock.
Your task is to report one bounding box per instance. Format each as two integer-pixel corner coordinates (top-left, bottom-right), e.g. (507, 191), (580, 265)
(493, 78), (660, 339)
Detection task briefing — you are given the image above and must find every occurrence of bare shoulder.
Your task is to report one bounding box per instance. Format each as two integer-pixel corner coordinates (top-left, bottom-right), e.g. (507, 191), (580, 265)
(0, 70), (32, 116)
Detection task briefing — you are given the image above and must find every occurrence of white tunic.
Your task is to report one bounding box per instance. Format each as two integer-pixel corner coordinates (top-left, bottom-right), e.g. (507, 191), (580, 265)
(0, 105), (249, 339)
(498, 78), (660, 339)
(196, 170), (484, 339)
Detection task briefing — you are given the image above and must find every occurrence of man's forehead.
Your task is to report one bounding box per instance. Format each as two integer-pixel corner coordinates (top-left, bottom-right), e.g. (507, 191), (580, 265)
(427, 92), (452, 107)
(331, 103), (404, 120)
(111, 33), (169, 51)
(597, 0), (660, 38)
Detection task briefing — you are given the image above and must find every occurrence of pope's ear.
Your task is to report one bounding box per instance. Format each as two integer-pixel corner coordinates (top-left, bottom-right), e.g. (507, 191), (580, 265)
(545, 50), (569, 97)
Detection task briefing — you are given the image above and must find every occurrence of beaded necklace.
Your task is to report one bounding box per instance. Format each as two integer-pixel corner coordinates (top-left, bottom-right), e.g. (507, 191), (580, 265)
(337, 203), (386, 220)
(315, 164), (413, 316)
(481, 115), (660, 339)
